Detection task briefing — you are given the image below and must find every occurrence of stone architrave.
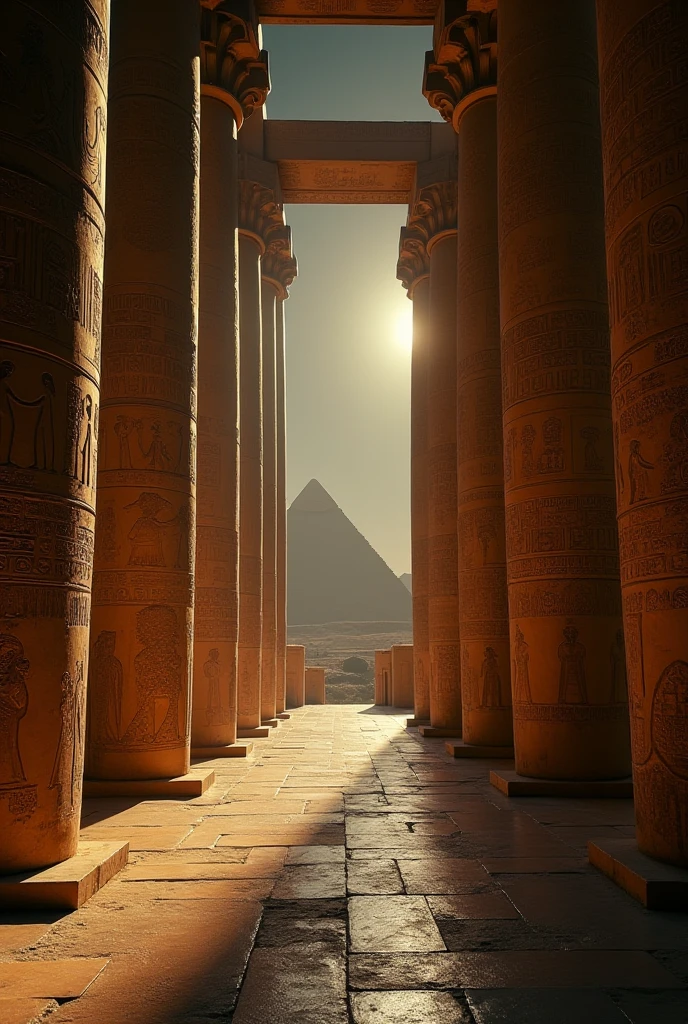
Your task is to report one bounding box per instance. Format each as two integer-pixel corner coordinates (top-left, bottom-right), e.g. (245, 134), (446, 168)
(88, 0), (200, 783)
(305, 667), (326, 705)
(597, 0), (688, 865)
(498, 0), (629, 780)
(374, 650), (392, 706)
(192, 3), (269, 753)
(0, 0), (109, 872)
(264, 231), (297, 717)
(236, 170), (284, 732)
(391, 645), (415, 708)
(424, 1), (512, 748)
(398, 231), (431, 723)
(408, 166), (461, 731)
(286, 645), (306, 709)
(260, 279), (278, 724)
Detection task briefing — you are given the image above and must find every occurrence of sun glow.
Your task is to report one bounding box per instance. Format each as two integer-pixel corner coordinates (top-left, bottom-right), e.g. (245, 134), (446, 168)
(394, 303), (413, 353)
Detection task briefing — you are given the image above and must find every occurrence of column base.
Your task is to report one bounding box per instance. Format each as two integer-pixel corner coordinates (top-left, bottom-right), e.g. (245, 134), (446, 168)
(0, 840), (128, 910)
(446, 740), (514, 759)
(238, 726), (271, 739)
(191, 743), (253, 759)
(418, 725), (462, 738)
(261, 719), (280, 728)
(490, 770), (633, 798)
(84, 769), (215, 799)
(406, 718), (430, 729)
(588, 838), (688, 911)
(276, 713), (291, 720)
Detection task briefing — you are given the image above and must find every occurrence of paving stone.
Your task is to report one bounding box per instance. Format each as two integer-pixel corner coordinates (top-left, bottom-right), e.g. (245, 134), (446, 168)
(466, 988), (630, 1022)
(285, 846), (346, 865)
(398, 859), (493, 894)
(351, 990), (469, 1023)
(0, 959), (109, 998)
(107, 880), (274, 900)
(273, 864), (346, 899)
(348, 896), (446, 952)
(348, 951), (682, 989)
(346, 859), (404, 895)
(613, 990), (688, 1024)
(256, 900), (347, 950)
(482, 857), (588, 873)
(427, 894), (520, 920)
(0, 920), (61, 952)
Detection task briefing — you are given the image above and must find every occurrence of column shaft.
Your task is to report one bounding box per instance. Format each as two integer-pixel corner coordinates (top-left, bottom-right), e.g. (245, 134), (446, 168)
(457, 97), (512, 747)
(410, 277), (431, 722)
(498, 0), (628, 779)
(89, 0), (199, 782)
(0, 0), (109, 871)
(597, 0), (688, 864)
(275, 299), (288, 715)
(260, 281), (278, 723)
(427, 232), (461, 731)
(191, 94), (240, 750)
(237, 233), (263, 731)
(286, 645), (305, 709)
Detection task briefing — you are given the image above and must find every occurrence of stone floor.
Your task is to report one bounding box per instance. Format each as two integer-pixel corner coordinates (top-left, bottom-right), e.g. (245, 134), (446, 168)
(1, 705), (687, 1024)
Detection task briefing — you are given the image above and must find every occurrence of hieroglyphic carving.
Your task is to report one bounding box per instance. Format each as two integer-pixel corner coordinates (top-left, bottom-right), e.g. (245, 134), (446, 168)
(49, 662), (85, 815)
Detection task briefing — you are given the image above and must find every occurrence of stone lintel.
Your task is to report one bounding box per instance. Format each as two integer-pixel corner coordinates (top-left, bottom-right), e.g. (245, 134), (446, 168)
(490, 770), (634, 799)
(83, 771), (216, 799)
(588, 839), (688, 911)
(263, 121), (455, 204)
(257, 0), (438, 25)
(446, 741), (514, 759)
(0, 841), (128, 910)
(191, 743), (254, 758)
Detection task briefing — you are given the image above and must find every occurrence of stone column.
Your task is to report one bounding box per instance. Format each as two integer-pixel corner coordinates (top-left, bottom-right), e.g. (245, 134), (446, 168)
(286, 645), (306, 709)
(391, 645), (415, 708)
(597, 0), (688, 864)
(375, 650), (392, 706)
(192, 3), (268, 755)
(265, 234), (296, 719)
(407, 168), (461, 736)
(0, 0), (109, 872)
(88, 0), (199, 782)
(424, 2), (512, 750)
(498, 0), (628, 780)
(260, 280), (278, 725)
(236, 170), (285, 736)
(305, 667), (326, 705)
(398, 235), (431, 725)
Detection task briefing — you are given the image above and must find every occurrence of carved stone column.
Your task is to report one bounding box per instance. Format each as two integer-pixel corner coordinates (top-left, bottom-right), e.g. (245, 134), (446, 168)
(409, 167), (461, 736)
(264, 233), (297, 719)
(286, 645), (305, 709)
(597, 0), (688, 864)
(397, 233), (431, 725)
(498, 0), (628, 780)
(260, 279), (278, 725)
(192, 2), (268, 756)
(424, 1), (512, 751)
(88, 0), (200, 782)
(0, 0), (109, 872)
(236, 168), (283, 736)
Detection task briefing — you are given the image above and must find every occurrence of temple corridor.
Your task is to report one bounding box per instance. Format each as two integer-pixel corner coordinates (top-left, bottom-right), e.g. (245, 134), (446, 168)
(1, 704), (686, 1023)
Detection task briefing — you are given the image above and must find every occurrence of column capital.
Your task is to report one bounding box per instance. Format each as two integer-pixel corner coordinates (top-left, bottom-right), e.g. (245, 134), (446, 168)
(200, 0), (270, 129)
(263, 225), (298, 299)
(397, 228), (429, 298)
(406, 156), (458, 254)
(423, 0), (498, 131)
(239, 154), (284, 253)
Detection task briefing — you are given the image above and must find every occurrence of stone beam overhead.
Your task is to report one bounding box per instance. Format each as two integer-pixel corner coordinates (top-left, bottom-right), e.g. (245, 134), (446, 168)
(257, 0), (437, 26)
(264, 120), (455, 203)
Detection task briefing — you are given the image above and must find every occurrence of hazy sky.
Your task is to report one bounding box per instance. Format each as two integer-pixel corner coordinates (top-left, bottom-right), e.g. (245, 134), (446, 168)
(261, 26), (441, 575)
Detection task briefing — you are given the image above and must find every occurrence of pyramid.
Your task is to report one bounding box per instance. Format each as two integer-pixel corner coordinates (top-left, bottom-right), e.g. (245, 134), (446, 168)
(287, 479), (412, 625)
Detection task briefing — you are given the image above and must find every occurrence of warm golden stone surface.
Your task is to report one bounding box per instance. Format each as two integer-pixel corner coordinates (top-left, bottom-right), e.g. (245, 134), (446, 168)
(498, 0), (629, 781)
(0, 0), (109, 871)
(260, 280), (279, 724)
(597, 0), (688, 866)
(286, 645), (306, 709)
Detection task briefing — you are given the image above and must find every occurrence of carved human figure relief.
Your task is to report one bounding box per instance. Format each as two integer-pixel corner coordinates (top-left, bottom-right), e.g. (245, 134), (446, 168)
(89, 630), (123, 743)
(628, 439), (654, 502)
(480, 646), (502, 708)
(0, 634), (29, 787)
(122, 604), (182, 747)
(538, 417), (565, 474)
(125, 492), (174, 566)
(512, 625), (532, 703)
(49, 661), (85, 813)
(0, 362), (56, 470)
(557, 624), (588, 704)
(661, 412), (688, 494)
(581, 426), (604, 471)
